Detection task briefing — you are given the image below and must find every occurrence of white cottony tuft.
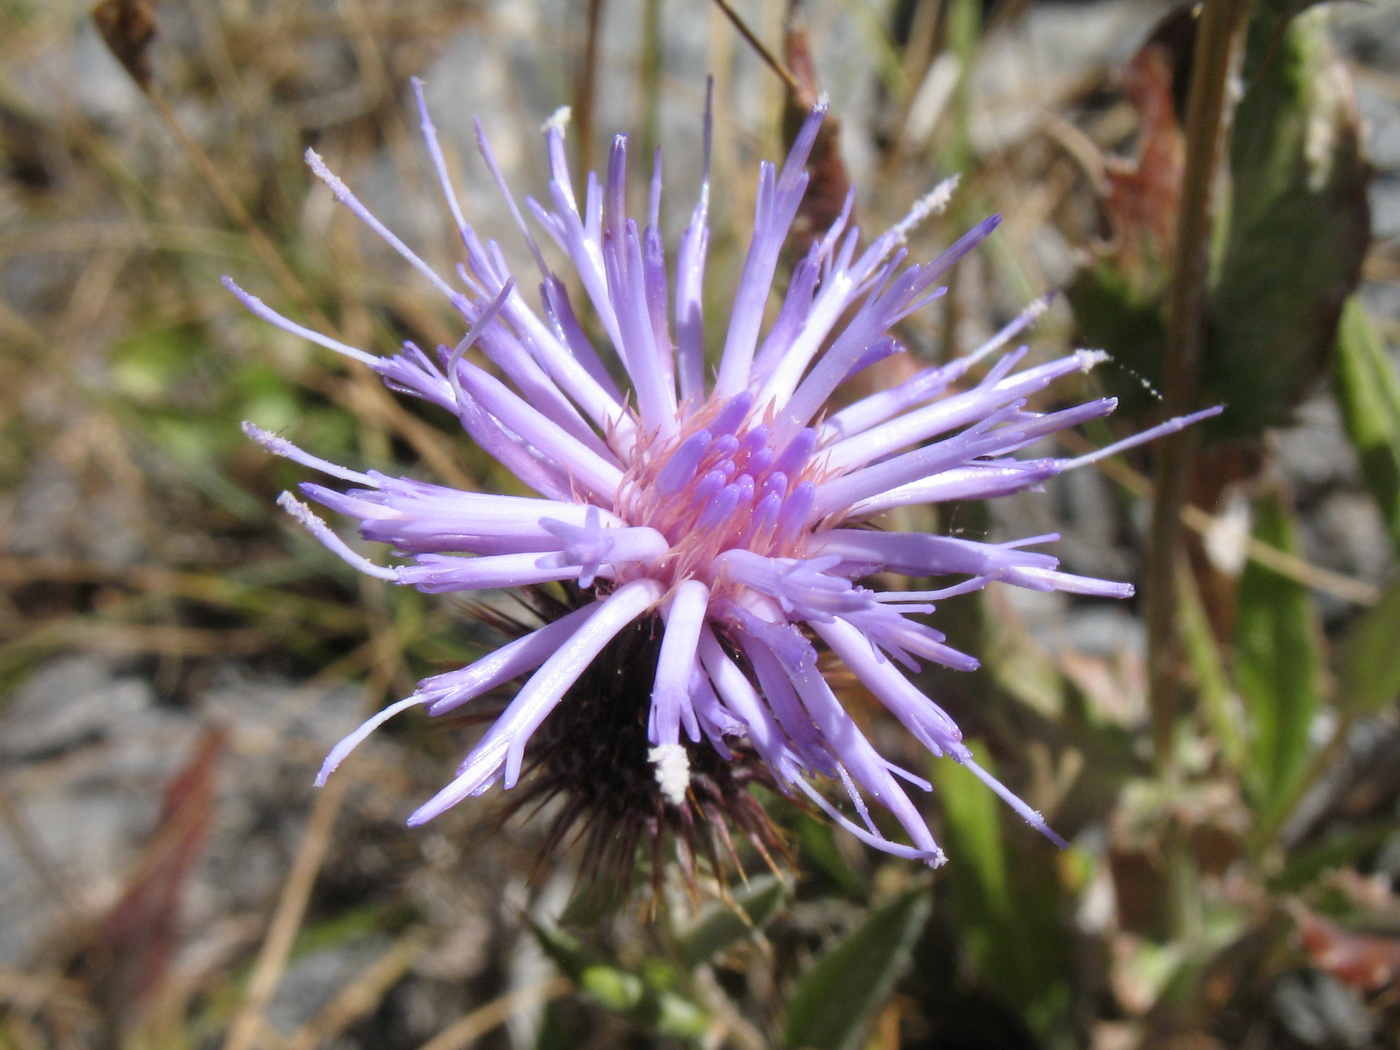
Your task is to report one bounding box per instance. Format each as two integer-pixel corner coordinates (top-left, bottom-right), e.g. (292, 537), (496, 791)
(649, 744), (691, 807)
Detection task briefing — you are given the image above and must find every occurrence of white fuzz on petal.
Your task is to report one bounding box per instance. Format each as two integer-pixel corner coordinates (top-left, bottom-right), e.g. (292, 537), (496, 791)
(649, 744), (690, 807)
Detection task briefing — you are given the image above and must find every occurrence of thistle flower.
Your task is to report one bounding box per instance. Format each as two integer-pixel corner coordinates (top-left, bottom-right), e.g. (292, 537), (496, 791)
(231, 80), (1216, 874)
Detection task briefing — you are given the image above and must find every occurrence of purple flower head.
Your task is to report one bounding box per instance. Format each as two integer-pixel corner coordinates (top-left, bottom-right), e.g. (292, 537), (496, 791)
(231, 80), (1218, 874)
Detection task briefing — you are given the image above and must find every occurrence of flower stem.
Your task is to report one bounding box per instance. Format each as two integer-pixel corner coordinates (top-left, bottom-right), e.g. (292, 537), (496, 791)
(1146, 0), (1253, 771)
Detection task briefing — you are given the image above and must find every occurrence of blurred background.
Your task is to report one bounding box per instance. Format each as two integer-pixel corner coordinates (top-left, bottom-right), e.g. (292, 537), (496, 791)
(2, 0), (1399, 1047)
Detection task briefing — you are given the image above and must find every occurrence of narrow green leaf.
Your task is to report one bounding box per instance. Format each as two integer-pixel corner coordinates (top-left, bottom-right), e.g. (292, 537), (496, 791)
(796, 813), (867, 901)
(1338, 579), (1400, 718)
(782, 887), (931, 1050)
(1177, 562), (1247, 770)
(527, 919), (708, 1041)
(1334, 295), (1400, 557)
(931, 744), (1010, 942)
(1207, 8), (1370, 438)
(931, 744), (1069, 1034)
(579, 965), (645, 1011)
(678, 875), (787, 969)
(1273, 820), (1399, 892)
(524, 919), (591, 982)
(1235, 489), (1322, 817)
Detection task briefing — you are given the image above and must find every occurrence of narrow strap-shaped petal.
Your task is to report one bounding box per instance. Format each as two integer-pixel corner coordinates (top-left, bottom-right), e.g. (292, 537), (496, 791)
(697, 627), (803, 784)
(811, 616), (965, 756)
(673, 91), (712, 408)
(540, 277), (623, 400)
(503, 279), (636, 449)
(422, 602), (598, 714)
(277, 493), (399, 581)
(948, 744), (1068, 847)
(734, 624), (835, 776)
(602, 137), (679, 436)
(783, 657), (942, 857)
(223, 278), (377, 367)
(650, 579), (711, 745)
(316, 694), (427, 785)
(817, 527), (1121, 604)
(818, 293), (1053, 443)
(411, 78), (471, 240)
(1061, 405), (1224, 468)
(399, 551), (585, 593)
(535, 519), (669, 588)
(244, 423), (376, 485)
(811, 397), (1117, 518)
(714, 99), (827, 397)
(751, 242), (868, 406)
(716, 550), (872, 622)
(823, 350), (1102, 473)
(461, 301), (617, 461)
(847, 459), (1061, 517)
(472, 116), (551, 278)
(405, 578), (665, 823)
(305, 149), (462, 303)
(791, 778), (945, 864)
(456, 360), (624, 500)
(451, 382), (572, 500)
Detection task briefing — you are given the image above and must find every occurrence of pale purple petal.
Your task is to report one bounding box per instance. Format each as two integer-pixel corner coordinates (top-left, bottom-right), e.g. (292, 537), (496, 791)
(405, 578), (664, 822)
(651, 580), (711, 745)
(714, 98), (827, 397)
(316, 694), (427, 785)
(422, 603), (598, 715)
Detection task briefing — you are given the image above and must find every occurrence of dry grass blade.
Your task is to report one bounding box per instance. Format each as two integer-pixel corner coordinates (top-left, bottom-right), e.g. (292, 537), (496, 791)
(709, 0), (800, 92)
(221, 774), (351, 1050)
(415, 976), (572, 1050)
(3, 622), (271, 663)
(284, 930), (430, 1050)
(0, 779), (80, 919)
(1079, 448), (1381, 607)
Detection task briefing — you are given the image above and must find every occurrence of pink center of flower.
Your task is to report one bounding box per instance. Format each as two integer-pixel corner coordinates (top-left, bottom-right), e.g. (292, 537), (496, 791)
(613, 390), (824, 587)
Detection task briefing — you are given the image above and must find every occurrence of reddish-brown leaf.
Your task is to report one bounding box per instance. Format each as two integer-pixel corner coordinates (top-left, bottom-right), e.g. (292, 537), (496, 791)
(1297, 908), (1400, 992)
(1102, 37), (1186, 286)
(76, 727), (225, 1040)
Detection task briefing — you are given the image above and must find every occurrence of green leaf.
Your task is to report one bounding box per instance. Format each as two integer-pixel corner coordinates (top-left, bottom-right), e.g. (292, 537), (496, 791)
(1273, 820), (1399, 892)
(1064, 259), (1170, 422)
(796, 812), (867, 902)
(678, 875), (787, 969)
(1235, 488), (1321, 819)
(1178, 563), (1246, 770)
(930, 744), (1069, 1035)
(524, 919), (592, 982)
(932, 746), (1010, 943)
(1334, 295), (1400, 557)
(1337, 579), (1400, 719)
(525, 919), (708, 1042)
(782, 887), (931, 1050)
(1207, 8), (1370, 439)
